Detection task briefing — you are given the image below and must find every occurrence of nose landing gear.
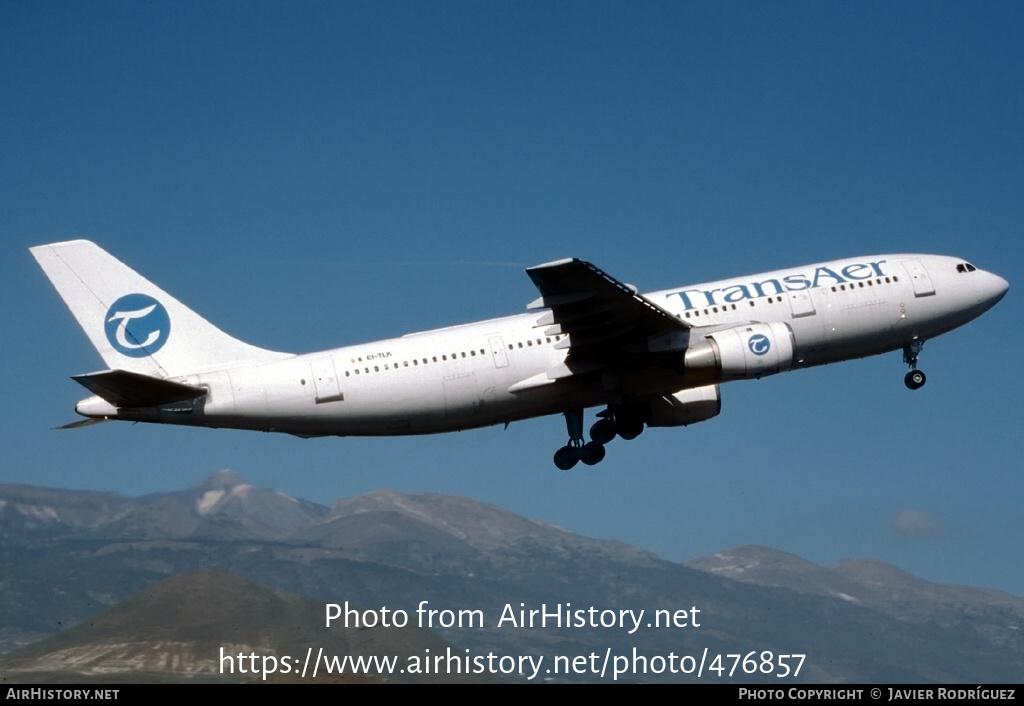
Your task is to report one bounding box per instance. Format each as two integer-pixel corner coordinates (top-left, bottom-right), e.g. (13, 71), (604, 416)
(903, 341), (927, 390)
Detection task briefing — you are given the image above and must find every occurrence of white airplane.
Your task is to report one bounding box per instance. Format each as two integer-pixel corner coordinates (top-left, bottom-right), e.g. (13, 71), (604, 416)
(31, 240), (1008, 469)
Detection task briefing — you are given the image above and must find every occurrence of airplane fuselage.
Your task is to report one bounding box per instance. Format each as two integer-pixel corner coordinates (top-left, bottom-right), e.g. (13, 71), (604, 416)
(79, 253), (1007, 441)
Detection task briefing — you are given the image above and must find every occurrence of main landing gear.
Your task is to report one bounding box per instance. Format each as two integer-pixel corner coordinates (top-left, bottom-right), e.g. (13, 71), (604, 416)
(553, 408), (644, 470)
(553, 410), (605, 470)
(903, 340), (927, 390)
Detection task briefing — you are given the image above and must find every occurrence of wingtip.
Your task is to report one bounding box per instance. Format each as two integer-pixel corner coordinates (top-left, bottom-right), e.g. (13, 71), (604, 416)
(527, 257), (577, 271)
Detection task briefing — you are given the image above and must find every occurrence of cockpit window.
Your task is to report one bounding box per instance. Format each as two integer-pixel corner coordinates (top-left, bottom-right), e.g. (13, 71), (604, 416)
(956, 263), (977, 273)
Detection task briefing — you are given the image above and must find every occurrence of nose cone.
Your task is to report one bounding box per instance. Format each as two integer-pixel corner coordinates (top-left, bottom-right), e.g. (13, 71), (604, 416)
(994, 273), (1009, 299)
(985, 271), (1010, 306)
(970, 269), (1010, 319)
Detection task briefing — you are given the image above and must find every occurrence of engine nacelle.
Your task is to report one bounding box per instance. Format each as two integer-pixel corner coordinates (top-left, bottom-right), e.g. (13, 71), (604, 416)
(646, 384), (721, 428)
(683, 322), (795, 382)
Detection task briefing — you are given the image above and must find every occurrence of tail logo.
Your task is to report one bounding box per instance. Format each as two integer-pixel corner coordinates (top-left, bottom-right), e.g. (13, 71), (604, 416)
(104, 294), (171, 357)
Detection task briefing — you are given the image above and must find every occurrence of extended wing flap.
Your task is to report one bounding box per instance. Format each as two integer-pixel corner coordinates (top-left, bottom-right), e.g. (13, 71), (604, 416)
(525, 258), (688, 363)
(72, 369), (207, 408)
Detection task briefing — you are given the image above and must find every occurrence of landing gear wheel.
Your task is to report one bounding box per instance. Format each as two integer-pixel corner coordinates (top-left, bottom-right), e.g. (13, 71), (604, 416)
(902, 341), (926, 390)
(554, 445), (581, 470)
(580, 441), (606, 466)
(904, 370), (926, 390)
(590, 418), (616, 445)
(617, 418), (644, 440)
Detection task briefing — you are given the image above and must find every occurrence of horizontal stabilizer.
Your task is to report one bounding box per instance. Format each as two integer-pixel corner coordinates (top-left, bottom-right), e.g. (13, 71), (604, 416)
(72, 370), (207, 408)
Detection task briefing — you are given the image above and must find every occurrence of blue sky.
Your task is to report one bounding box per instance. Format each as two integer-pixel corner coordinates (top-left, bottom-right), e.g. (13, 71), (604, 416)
(2, 1), (1022, 594)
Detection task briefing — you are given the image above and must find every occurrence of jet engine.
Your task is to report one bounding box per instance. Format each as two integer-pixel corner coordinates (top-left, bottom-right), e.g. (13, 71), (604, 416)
(683, 322), (795, 382)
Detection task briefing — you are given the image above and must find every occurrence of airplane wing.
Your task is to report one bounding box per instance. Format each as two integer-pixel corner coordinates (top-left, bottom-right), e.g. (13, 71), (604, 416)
(56, 417), (112, 430)
(525, 258), (689, 364)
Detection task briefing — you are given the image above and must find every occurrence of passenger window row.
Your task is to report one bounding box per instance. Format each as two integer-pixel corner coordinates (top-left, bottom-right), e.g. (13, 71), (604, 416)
(343, 335), (564, 376)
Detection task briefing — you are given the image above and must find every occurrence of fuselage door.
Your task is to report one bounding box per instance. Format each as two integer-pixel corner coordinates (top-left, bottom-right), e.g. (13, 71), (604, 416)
(901, 260), (936, 297)
(787, 290), (816, 318)
(488, 335), (509, 368)
(310, 358), (344, 404)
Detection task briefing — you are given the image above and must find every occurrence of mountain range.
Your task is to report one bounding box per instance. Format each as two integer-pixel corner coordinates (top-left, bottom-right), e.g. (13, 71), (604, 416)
(1, 470), (1021, 682)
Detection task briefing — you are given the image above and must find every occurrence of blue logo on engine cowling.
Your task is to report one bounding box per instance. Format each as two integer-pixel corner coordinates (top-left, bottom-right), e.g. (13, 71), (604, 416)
(104, 294), (170, 357)
(747, 333), (771, 356)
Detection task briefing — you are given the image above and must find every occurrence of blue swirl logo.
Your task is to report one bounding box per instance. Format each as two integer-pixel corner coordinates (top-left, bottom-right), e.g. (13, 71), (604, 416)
(104, 294), (170, 357)
(747, 333), (771, 356)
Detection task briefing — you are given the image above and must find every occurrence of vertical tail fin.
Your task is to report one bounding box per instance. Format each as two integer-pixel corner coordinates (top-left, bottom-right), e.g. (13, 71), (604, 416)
(30, 240), (289, 377)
